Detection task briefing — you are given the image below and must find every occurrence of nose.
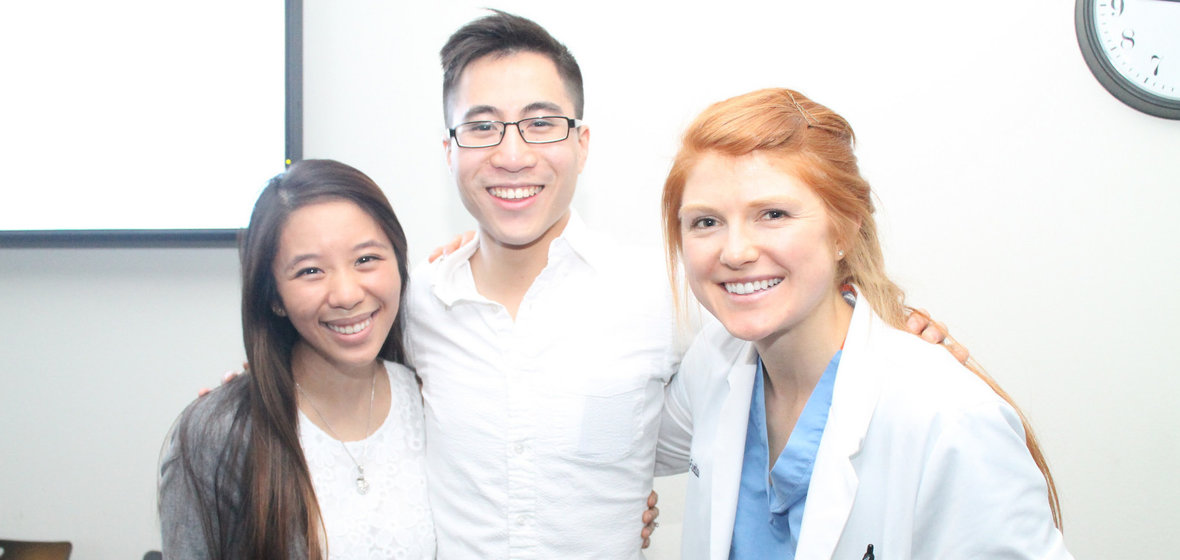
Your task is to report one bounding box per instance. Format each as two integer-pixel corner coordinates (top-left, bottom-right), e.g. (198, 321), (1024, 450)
(489, 123), (538, 172)
(719, 225), (758, 269)
(327, 270), (364, 310)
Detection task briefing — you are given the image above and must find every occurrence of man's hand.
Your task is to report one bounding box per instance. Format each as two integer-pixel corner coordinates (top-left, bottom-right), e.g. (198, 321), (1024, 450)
(905, 308), (970, 364)
(641, 490), (660, 549)
(427, 231), (477, 263)
(197, 364), (247, 397)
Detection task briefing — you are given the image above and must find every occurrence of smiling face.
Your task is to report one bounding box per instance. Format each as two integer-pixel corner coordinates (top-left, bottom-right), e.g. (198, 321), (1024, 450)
(678, 151), (847, 345)
(272, 199), (402, 375)
(444, 50), (589, 250)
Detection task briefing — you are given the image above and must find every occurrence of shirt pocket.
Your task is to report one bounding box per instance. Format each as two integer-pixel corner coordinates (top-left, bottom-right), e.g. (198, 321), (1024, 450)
(547, 376), (646, 463)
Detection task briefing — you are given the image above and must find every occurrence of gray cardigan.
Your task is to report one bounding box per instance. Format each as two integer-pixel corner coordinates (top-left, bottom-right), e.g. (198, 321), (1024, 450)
(158, 379), (307, 559)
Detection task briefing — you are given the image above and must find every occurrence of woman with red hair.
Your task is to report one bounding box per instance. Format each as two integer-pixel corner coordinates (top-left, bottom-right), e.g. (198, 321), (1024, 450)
(657, 89), (1071, 559)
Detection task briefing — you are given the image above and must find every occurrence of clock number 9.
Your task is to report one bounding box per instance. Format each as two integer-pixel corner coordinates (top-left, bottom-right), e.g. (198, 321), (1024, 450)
(1110, 0), (1124, 16)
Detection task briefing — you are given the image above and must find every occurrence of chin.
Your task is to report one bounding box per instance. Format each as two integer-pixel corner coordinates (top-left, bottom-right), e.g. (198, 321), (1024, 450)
(491, 225), (553, 248)
(729, 330), (770, 344)
(715, 319), (775, 344)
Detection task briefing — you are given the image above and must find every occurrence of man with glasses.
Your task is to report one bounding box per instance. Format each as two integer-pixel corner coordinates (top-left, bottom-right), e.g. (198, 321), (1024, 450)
(406, 10), (678, 559)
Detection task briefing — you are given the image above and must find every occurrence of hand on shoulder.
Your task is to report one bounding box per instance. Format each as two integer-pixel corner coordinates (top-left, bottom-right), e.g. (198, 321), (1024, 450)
(904, 308), (970, 365)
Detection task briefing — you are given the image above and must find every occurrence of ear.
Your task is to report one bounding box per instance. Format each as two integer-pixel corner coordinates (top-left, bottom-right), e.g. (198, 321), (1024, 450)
(574, 123), (590, 174)
(443, 136), (454, 168)
(832, 217), (862, 260)
(271, 302), (287, 317)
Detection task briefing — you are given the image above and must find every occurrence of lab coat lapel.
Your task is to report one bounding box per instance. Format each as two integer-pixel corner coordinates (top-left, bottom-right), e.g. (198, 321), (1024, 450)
(796, 297), (884, 559)
(709, 341), (759, 560)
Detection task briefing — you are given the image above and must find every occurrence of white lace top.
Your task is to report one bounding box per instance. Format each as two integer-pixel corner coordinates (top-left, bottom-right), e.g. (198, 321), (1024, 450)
(299, 361), (436, 559)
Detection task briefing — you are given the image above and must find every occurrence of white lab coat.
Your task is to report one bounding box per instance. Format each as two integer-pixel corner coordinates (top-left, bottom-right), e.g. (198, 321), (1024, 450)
(656, 298), (1072, 559)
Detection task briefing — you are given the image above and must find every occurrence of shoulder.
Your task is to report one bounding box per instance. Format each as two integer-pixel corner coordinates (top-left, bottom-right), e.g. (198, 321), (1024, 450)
(383, 361), (421, 398)
(166, 377), (250, 468)
(883, 329), (998, 404)
(854, 317), (1020, 437)
(404, 258), (449, 326)
(408, 234), (480, 288)
(405, 250), (480, 316)
(409, 254), (440, 280)
(678, 316), (750, 387)
(407, 258), (439, 297)
(177, 378), (246, 434)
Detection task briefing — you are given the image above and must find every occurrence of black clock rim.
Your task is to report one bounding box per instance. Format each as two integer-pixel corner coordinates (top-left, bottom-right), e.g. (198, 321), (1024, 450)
(1075, 0), (1180, 120)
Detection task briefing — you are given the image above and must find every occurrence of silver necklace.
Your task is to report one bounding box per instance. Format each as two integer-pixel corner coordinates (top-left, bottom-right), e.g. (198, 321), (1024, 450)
(296, 370), (377, 495)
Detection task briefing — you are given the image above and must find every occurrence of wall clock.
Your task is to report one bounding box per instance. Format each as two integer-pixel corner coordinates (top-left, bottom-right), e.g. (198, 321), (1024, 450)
(1075, 0), (1180, 119)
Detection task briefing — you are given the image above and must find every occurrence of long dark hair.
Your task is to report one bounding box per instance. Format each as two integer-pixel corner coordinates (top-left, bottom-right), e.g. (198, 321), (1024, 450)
(176, 159), (409, 558)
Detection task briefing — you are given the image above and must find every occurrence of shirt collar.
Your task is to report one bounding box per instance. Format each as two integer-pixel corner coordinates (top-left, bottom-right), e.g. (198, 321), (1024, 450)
(429, 209), (602, 306)
(549, 209), (604, 271)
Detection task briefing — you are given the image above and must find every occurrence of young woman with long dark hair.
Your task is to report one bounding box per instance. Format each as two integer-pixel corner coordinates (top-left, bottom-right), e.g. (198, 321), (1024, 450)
(159, 159), (434, 559)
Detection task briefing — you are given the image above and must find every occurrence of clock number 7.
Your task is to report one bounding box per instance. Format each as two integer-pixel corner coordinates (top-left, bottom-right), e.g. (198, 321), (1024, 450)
(1151, 55), (1161, 77)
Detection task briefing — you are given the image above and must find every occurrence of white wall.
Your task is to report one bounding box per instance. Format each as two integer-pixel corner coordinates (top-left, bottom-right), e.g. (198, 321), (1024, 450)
(1, 1), (1177, 558)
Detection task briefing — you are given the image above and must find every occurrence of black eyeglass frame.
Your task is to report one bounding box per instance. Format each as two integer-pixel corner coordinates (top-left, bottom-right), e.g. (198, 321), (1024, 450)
(448, 116), (583, 148)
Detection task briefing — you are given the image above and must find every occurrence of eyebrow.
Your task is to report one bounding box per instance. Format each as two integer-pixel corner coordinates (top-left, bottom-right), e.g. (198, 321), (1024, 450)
(521, 101), (565, 116)
(280, 239), (392, 272)
(460, 101), (567, 122)
(678, 196), (802, 216)
(676, 204), (719, 224)
(747, 195), (802, 207)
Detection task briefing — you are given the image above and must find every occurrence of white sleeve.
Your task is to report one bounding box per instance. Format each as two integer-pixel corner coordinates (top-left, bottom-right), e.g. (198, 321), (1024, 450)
(654, 365), (693, 476)
(912, 400), (1073, 559)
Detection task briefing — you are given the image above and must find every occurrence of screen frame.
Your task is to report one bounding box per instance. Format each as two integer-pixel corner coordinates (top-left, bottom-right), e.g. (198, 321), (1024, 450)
(0, 0), (303, 249)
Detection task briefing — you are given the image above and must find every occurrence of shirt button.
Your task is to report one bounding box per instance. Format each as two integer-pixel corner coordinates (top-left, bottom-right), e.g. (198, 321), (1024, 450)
(516, 515), (529, 526)
(513, 442), (525, 455)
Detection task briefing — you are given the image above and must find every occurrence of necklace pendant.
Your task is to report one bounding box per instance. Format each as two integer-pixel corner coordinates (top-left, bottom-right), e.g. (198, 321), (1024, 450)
(356, 466), (369, 495)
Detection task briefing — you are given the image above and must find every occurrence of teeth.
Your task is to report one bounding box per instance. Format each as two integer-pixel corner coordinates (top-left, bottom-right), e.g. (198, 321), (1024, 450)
(328, 317), (372, 335)
(724, 278), (782, 295)
(488, 186), (542, 200)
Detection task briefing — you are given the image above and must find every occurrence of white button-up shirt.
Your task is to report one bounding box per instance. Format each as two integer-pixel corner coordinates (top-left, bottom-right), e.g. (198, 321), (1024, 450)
(406, 213), (680, 559)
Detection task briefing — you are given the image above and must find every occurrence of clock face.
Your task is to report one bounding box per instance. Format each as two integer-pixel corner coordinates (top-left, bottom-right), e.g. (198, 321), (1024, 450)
(1076, 0), (1180, 118)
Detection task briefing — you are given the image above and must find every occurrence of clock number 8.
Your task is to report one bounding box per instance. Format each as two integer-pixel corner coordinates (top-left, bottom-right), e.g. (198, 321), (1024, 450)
(1121, 29), (1135, 50)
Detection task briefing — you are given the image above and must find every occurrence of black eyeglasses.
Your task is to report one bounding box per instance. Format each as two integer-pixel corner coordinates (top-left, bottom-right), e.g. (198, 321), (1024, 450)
(449, 116), (581, 148)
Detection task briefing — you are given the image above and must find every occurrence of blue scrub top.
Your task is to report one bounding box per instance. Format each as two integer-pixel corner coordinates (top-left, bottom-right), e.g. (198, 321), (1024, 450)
(729, 350), (841, 559)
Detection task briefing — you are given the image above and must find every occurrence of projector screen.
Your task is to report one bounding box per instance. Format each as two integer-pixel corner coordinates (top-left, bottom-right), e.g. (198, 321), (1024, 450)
(0, 1), (299, 245)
